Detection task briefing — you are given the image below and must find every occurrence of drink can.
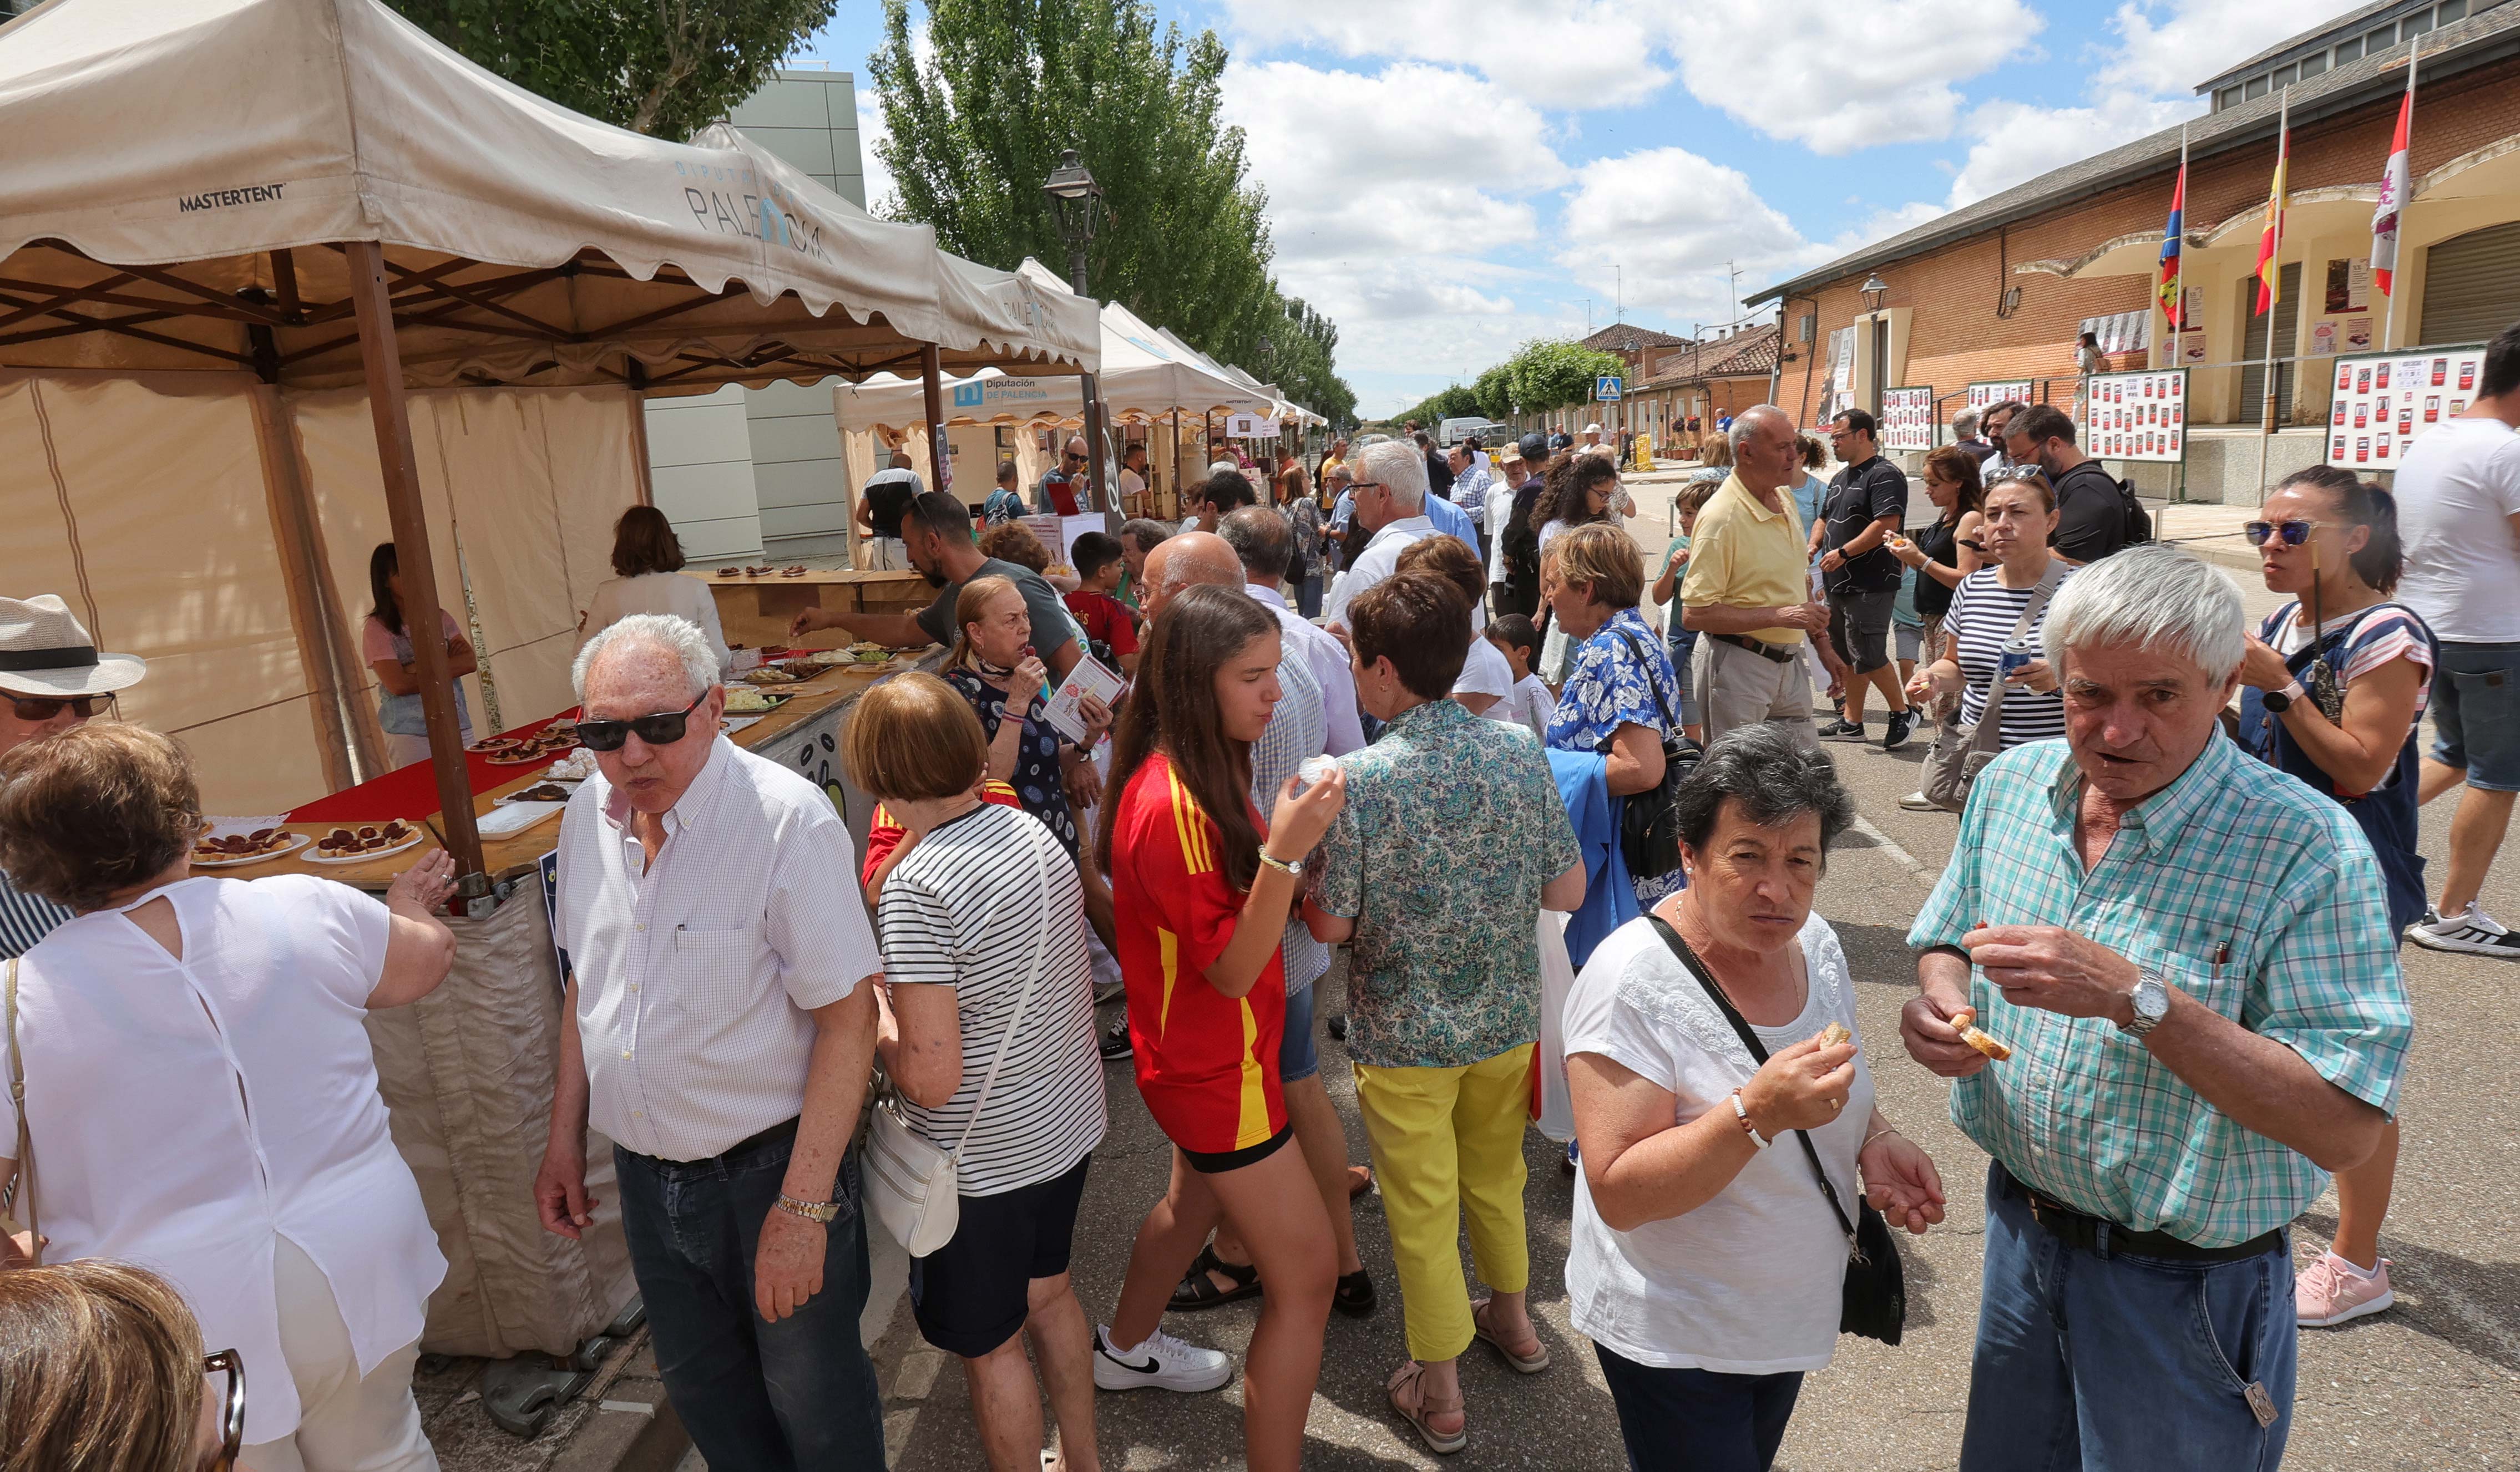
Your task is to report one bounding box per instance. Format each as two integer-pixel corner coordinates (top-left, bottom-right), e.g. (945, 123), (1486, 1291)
(2000, 637), (2036, 683)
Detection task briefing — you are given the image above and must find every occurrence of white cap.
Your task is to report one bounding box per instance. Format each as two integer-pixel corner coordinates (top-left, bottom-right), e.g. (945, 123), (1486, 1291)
(1584, 423), (1604, 434)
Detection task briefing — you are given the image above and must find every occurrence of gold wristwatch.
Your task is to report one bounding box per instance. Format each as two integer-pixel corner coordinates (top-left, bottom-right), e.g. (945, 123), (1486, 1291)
(774, 1192), (839, 1225)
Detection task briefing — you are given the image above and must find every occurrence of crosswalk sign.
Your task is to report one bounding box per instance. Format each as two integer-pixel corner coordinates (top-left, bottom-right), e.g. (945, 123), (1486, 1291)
(1597, 375), (1623, 401)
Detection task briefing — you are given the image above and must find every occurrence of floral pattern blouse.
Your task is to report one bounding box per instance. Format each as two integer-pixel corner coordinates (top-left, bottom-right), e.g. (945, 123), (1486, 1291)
(1284, 498), (1325, 570)
(942, 667), (1079, 858)
(1547, 606), (1684, 904)
(1314, 699), (1582, 1069)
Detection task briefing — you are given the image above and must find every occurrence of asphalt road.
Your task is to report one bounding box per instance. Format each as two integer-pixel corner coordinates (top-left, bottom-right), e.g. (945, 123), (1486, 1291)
(876, 478), (2520, 1471)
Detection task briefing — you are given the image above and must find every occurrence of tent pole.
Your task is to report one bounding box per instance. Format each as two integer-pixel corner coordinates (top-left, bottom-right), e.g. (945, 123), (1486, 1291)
(345, 239), (485, 878)
(1081, 373), (1111, 511)
(919, 344), (948, 501)
(1170, 410), (1182, 517)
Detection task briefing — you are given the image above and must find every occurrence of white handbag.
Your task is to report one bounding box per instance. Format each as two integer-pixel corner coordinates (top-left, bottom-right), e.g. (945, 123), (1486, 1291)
(862, 828), (1055, 1257)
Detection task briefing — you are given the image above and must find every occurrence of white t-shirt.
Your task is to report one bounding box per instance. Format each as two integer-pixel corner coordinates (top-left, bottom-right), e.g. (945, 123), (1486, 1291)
(1563, 910), (1873, 1374)
(2391, 415), (2520, 642)
(583, 571), (731, 672)
(875, 802), (1105, 1195)
(1489, 672), (1557, 738)
(1486, 479), (1522, 583)
(1455, 628), (1515, 701)
(1120, 467), (1148, 500)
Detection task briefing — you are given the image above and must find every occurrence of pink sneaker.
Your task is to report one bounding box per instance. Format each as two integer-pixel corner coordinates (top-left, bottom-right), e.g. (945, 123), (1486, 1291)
(2296, 1252), (2394, 1327)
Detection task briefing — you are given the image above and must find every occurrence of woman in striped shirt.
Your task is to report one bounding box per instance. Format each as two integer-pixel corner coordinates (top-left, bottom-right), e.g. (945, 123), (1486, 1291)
(1905, 469), (2073, 759)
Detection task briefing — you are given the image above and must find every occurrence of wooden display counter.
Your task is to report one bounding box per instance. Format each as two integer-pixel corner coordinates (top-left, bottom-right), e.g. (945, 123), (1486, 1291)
(706, 569), (933, 653)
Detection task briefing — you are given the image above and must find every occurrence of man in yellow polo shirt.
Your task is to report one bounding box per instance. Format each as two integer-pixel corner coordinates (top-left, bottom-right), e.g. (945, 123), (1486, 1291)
(1678, 404), (1831, 742)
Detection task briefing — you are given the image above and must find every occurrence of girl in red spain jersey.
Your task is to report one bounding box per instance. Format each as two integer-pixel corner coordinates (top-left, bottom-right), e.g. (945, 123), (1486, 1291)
(1092, 583), (1345, 1472)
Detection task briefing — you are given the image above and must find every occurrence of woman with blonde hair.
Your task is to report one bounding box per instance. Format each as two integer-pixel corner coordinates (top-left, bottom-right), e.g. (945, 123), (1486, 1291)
(0, 1260), (244, 1472)
(941, 576), (1107, 858)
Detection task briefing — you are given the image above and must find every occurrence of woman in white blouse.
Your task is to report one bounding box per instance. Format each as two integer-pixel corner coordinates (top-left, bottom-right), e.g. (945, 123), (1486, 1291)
(0, 723), (458, 1470)
(1564, 726), (1944, 1472)
(580, 507), (730, 673)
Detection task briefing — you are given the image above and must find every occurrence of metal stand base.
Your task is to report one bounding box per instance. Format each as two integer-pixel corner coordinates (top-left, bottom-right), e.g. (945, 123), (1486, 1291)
(480, 1298), (647, 1439)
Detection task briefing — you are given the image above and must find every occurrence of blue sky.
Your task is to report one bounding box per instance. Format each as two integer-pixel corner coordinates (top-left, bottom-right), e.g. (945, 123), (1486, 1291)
(795, 1), (2341, 417)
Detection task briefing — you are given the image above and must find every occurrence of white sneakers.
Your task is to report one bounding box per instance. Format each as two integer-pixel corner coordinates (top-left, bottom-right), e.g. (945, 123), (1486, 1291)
(2296, 1251), (2395, 1327)
(2407, 903), (2520, 960)
(1898, 791), (1955, 813)
(1093, 1324), (1232, 1393)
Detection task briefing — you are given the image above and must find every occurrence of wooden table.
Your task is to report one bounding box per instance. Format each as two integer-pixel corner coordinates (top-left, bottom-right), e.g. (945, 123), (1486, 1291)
(706, 569), (933, 652)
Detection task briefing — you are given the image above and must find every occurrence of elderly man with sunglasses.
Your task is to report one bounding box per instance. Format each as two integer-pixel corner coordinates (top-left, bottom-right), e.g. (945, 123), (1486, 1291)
(0, 595), (145, 958)
(538, 613), (888, 1470)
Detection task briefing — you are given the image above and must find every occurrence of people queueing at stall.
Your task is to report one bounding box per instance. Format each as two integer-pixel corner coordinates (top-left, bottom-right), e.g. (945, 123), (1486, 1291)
(8, 323), (2516, 1470)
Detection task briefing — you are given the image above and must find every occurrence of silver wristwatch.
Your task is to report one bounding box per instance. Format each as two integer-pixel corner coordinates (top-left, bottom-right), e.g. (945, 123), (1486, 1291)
(1257, 850), (1304, 879)
(2119, 966), (2170, 1038)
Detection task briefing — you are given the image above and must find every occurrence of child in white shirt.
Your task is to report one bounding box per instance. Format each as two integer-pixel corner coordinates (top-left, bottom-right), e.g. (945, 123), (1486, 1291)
(1485, 613), (1556, 739)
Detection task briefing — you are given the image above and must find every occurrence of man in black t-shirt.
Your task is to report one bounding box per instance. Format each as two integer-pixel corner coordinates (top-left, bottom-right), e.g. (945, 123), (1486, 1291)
(1415, 429), (1454, 502)
(1500, 432), (1551, 618)
(795, 491), (1080, 681)
(1812, 408), (1915, 750)
(2008, 404), (2138, 564)
(853, 451), (924, 569)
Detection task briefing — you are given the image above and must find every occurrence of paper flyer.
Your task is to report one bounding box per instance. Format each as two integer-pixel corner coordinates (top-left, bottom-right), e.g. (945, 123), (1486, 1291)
(1044, 653), (1126, 746)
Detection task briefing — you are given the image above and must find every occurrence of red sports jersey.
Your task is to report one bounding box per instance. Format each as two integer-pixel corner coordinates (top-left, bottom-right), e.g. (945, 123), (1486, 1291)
(862, 780), (1024, 890)
(1063, 590), (1141, 659)
(1109, 751), (1286, 1156)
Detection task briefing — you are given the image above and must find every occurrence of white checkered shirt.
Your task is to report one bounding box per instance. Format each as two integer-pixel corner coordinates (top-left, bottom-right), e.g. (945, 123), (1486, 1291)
(556, 736), (884, 1161)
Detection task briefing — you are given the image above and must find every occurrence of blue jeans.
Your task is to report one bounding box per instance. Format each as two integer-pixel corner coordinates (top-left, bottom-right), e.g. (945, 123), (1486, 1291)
(1667, 627), (1700, 730)
(1961, 1162), (2296, 1471)
(1299, 569), (1324, 620)
(614, 1127), (883, 1472)
(2429, 638), (2520, 791)
(1594, 1342), (1801, 1471)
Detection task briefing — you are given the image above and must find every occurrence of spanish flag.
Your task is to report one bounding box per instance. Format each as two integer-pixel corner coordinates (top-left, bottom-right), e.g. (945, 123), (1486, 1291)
(2254, 102), (2290, 315)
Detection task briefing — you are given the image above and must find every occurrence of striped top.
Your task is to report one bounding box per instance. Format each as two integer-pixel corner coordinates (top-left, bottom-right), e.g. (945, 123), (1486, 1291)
(0, 870), (70, 961)
(1946, 565), (2075, 747)
(875, 801), (1105, 1196)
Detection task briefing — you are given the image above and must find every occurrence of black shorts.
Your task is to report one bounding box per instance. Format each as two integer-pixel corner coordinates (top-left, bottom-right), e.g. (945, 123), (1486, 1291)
(1180, 1124), (1294, 1176)
(909, 1152), (1092, 1358)
(1828, 586), (1897, 674)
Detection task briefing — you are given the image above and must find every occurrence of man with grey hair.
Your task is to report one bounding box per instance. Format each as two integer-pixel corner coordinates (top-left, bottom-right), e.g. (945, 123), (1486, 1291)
(1679, 405), (1829, 741)
(539, 613), (887, 1469)
(1951, 407), (1995, 466)
(1901, 545), (2412, 1468)
(1325, 439), (1484, 631)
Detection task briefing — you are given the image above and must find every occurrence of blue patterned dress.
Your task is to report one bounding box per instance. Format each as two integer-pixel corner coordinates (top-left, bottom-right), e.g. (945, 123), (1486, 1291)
(943, 667), (1079, 858)
(1547, 606), (1684, 905)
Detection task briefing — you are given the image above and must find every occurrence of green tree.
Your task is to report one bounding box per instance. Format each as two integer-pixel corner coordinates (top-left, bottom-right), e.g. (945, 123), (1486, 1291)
(1508, 339), (1627, 412)
(871, 0), (1354, 419)
(1389, 384), (1481, 430)
(1473, 362), (1516, 420)
(384, 0), (837, 139)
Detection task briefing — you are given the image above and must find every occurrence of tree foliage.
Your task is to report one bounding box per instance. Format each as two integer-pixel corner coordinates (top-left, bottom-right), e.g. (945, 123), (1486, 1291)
(383, 0), (837, 138)
(1506, 339), (1630, 413)
(1473, 363), (1516, 422)
(871, 0), (1354, 427)
(1384, 384), (1482, 431)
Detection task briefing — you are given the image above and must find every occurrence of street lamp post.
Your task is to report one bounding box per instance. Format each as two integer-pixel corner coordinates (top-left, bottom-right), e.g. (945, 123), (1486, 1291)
(1622, 335), (1638, 447)
(1044, 149), (1112, 514)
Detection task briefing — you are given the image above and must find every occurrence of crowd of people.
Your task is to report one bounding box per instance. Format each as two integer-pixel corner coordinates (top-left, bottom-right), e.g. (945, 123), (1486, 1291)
(0, 321), (2512, 1472)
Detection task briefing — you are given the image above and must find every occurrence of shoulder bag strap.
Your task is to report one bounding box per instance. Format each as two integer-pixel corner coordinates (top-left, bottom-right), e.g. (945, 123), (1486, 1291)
(1645, 915), (1858, 1245)
(948, 824), (1058, 1163)
(1608, 626), (1680, 739)
(1970, 561), (2067, 758)
(6, 957), (33, 1258)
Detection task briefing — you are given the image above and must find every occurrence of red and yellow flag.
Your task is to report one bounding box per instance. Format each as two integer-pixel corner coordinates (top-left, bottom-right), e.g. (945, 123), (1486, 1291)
(2254, 114), (2290, 314)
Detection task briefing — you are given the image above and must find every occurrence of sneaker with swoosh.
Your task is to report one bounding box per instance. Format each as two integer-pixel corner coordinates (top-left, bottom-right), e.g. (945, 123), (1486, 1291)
(1093, 1324), (1232, 1393)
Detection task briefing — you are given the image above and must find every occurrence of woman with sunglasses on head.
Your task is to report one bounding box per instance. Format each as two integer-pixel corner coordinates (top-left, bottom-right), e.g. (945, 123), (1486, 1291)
(1901, 469), (2071, 811)
(1092, 585), (1346, 1472)
(0, 1260), (249, 1472)
(361, 541), (477, 769)
(0, 595), (147, 960)
(2233, 466), (2435, 1333)
(941, 576), (1111, 860)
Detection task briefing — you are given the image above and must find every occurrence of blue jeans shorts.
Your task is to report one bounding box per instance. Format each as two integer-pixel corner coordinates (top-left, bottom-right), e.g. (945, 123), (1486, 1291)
(1281, 977), (1319, 1083)
(2429, 639), (2520, 791)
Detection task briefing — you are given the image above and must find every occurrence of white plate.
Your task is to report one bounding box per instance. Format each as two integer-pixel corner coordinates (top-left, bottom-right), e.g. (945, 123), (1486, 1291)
(190, 832), (312, 868)
(304, 829), (426, 865)
(477, 801), (563, 837)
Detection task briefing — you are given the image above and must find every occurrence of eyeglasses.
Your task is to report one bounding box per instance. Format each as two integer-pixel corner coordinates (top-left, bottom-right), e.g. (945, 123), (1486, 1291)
(204, 1348), (246, 1471)
(2244, 519), (2334, 547)
(575, 693), (707, 752)
(7, 693), (108, 722)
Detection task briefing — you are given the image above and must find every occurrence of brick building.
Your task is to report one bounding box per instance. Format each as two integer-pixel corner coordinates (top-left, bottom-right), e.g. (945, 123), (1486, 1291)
(1748, 0), (2520, 499)
(1627, 324), (1784, 454)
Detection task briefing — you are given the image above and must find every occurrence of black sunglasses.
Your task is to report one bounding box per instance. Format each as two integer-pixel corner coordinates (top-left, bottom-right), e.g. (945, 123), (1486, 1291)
(7, 693), (108, 722)
(205, 1348), (246, 1471)
(2244, 519), (2331, 547)
(575, 693), (707, 752)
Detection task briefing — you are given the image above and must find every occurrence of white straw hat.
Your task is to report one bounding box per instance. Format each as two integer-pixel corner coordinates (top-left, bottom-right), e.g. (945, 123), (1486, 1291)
(0, 595), (147, 699)
(1584, 422), (1605, 434)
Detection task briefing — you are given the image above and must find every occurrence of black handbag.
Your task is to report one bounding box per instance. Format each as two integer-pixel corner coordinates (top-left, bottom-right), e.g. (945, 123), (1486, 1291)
(1604, 628), (1698, 881)
(1647, 915), (1906, 1345)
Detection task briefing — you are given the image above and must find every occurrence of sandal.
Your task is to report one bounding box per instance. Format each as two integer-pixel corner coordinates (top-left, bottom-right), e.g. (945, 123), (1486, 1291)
(1471, 1299), (1551, 1374)
(1386, 1360), (1466, 1455)
(1334, 1267), (1377, 1318)
(1167, 1245), (1262, 1311)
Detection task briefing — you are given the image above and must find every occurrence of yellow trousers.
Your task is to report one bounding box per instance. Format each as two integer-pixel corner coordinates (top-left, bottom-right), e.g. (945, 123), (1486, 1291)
(1354, 1043), (1535, 1363)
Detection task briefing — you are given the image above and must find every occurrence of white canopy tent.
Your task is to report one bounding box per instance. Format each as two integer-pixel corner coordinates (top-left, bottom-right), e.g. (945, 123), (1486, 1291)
(833, 303), (1276, 433)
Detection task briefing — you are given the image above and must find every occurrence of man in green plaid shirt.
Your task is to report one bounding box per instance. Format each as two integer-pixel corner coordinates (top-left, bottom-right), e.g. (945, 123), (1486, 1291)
(1901, 546), (2411, 1471)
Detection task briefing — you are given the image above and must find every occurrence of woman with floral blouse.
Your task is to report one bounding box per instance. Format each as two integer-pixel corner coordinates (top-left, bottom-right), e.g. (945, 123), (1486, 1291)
(1545, 524), (1684, 906)
(1307, 571), (1587, 1456)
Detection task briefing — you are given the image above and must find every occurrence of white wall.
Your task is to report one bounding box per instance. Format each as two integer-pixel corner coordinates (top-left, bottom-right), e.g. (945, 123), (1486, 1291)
(727, 69), (867, 207)
(645, 385), (763, 561)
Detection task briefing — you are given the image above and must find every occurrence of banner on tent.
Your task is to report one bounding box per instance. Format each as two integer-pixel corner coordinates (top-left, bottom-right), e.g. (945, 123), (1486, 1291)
(948, 377), (1063, 412)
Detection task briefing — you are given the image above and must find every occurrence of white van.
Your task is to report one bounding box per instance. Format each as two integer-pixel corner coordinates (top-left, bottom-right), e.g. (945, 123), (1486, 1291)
(1439, 417), (1501, 447)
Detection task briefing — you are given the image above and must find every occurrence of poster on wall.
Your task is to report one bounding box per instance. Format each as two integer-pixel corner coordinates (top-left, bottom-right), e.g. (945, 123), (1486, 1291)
(2324, 257), (2372, 314)
(1818, 326), (1857, 418)
(1880, 386), (1935, 451)
(2073, 367), (2188, 464)
(2077, 311), (2150, 357)
(2324, 344), (2490, 470)
(2178, 330), (2208, 366)
(1966, 379), (2035, 413)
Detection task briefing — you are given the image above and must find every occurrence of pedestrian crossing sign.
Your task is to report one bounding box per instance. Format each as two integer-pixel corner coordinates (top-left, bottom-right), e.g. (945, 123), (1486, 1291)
(1597, 376), (1623, 401)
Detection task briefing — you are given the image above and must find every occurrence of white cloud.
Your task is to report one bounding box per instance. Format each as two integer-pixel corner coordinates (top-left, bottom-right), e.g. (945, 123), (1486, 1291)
(1552, 148), (1814, 325)
(1217, 0), (1672, 110)
(2100, 0), (2329, 97)
(1944, 93), (2200, 208)
(853, 84), (897, 215)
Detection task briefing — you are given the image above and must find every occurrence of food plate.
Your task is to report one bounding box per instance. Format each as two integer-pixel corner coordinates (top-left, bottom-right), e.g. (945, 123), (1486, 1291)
(495, 782), (576, 805)
(191, 830), (311, 867)
(306, 821), (426, 864)
(466, 735), (525, 754)
(720, 687), (790, 714)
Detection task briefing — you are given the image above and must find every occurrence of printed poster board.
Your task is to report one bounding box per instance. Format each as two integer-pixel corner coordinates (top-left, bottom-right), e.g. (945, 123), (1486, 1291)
(1880, 385), (1935, 452)
(2075, 367), (2188, 464)
(1966, 379), (2034, 413)
(2325, 345), (2491, 470)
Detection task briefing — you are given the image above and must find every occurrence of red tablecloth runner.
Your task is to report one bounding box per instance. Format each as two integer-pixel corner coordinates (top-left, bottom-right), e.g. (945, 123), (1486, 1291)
(287, 708), (580, 823)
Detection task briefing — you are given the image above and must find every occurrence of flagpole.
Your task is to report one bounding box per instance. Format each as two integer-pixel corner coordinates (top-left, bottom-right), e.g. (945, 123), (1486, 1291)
(2384, 37), (2419, 353)
(2170, 123), (2188, 369)
(2260, 88), (2289, 495)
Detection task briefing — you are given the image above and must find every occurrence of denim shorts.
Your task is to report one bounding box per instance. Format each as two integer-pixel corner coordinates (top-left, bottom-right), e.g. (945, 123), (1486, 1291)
(2430, 639), (2520, 791)
(1280, 977), (1319, 1083)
